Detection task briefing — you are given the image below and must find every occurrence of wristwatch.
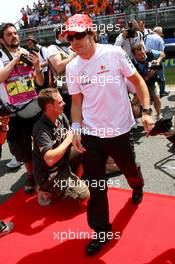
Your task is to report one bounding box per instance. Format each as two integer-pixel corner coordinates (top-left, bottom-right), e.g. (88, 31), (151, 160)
(142, 108), (152, 115)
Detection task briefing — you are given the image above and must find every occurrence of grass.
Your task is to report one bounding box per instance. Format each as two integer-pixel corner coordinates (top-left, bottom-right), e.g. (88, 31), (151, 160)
(165, 66), (175, 85)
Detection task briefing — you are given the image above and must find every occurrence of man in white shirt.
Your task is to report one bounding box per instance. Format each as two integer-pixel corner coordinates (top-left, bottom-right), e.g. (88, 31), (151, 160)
(25, 35), (49, 90)
(63, 14), (154, 255)
(114, 19), (144, 58)
(0, 23), (44, 194)
(47, 25), (75, 120)
(137, 19), (153, 43)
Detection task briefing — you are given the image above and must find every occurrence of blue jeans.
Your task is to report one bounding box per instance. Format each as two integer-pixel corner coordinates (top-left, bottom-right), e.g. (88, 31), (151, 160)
(157, 64), (165, 95)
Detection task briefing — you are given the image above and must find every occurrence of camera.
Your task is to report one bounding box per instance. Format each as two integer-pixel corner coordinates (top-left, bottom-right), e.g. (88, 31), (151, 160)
(147, 62), (162, 70)
(29, 45), (39, 54)
(20, 46), (39, 66)
(149, 111), (173, 136)
(126, 21), (136, 38)
(20, 53), (33, 66)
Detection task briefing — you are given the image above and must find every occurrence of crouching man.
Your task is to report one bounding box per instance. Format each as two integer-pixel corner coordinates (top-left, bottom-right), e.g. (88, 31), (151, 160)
(32, 88), (90, 206)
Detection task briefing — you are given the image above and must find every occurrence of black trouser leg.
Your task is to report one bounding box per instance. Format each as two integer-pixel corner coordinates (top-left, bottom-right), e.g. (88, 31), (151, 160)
(105, 132), (144, 190)
(81, 135), (111, 232)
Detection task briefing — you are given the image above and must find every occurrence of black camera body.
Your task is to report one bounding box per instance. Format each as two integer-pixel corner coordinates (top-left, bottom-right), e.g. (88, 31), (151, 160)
(20, 45), (39, 66)
(126, 21), (136, 38)
(20, 54), (33, 66)
(29, 45), (39, 54)
(149, 111), (173, 136)
(147, 62), (162, 70)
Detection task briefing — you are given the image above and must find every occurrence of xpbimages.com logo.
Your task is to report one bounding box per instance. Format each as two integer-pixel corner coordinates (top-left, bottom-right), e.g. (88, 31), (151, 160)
(54, 23), (121, 35)
(53, 229), (121, 243)
(53, 178), (121, 191)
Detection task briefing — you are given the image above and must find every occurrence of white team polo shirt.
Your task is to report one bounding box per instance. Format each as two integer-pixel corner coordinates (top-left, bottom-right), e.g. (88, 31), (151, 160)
(66, 44), (136, 138)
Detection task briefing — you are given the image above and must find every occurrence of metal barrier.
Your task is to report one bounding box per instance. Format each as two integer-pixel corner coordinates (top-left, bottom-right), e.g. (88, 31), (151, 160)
(18, 6), (175, 46)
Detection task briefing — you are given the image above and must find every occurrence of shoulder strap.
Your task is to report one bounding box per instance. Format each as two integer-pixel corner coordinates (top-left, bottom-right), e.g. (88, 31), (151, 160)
(1, 46), (13, 61)
(39, 46), (44, 60)
(138, 31), (142, 42)
(47, 59), (57, 87)
(143, 29), (153, 43)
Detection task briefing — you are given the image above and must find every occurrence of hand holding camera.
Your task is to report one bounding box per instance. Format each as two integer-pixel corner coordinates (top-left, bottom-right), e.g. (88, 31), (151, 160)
(144, 68), (156, 81)
(19, 45), (40, 67)
(148, 111), (175, 140)
(144, 59), (162, 82)
(122, 21), (136, 39)
(29, 50), (40, 70)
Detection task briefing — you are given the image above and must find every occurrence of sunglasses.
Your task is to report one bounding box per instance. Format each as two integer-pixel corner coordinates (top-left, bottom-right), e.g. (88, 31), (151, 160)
(67, 31), (88, 42)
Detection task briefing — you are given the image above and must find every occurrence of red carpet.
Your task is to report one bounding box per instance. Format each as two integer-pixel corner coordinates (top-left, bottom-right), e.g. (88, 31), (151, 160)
(0, 188), (175, 264)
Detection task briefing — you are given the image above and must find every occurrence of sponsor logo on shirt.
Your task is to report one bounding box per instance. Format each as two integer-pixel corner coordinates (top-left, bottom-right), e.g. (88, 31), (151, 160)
(97, 65), (110, 74)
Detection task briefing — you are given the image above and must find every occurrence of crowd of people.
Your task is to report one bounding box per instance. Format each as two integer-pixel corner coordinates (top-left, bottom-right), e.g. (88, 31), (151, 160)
(19, 0), (175, 29)
(0, 13), (175, 255)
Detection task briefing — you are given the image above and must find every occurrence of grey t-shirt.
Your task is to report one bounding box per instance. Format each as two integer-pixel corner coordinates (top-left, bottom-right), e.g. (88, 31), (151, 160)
(32, 113), (71, 191)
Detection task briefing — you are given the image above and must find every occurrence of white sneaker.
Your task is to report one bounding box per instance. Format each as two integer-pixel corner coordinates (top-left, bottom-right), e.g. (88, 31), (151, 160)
(6, 156), (23, 169)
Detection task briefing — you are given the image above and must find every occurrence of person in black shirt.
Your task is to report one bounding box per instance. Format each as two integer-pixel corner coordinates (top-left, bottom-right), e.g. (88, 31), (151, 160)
(32, 88), (89, 206)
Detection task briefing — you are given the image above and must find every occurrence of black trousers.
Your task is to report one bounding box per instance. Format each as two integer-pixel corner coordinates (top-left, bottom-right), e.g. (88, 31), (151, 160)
(81, 131), (144, 232)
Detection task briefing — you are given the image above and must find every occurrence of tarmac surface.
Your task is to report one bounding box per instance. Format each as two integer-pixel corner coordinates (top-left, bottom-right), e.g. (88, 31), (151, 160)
(0, 89), (175, 204)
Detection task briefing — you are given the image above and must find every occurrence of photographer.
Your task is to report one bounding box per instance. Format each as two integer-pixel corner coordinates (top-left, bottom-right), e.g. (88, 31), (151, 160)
(131, 43), (165, 120)
(25, 35), (49, 91)
(0, 23), (44, 194)
(47, 25), (76, 121)
(114, 20), (144, 58)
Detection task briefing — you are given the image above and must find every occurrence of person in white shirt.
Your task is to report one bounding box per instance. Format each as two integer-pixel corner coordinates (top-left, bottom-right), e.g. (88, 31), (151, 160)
(25, 35), (49, 90)
(137, 1), (146, 11)
(137, 19), (153, 43)
(63, 14), (154, 255)
(114, 19), (144, 58)
(0, 23), (44, 194)
(47, 25), (76, 120)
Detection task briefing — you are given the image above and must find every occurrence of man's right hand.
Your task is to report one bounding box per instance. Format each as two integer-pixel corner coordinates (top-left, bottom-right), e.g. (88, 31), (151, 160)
(72, 134), (86, 153)
(144, 69), (156, 81)
(14, 50), (27, 64)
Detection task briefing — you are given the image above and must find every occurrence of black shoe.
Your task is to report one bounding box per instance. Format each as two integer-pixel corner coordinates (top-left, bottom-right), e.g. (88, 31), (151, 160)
(85, 237), (109, 256)
(24, 176), (35, 194)
(132, 189), (143, 204)
(160, 91), (170, 98)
